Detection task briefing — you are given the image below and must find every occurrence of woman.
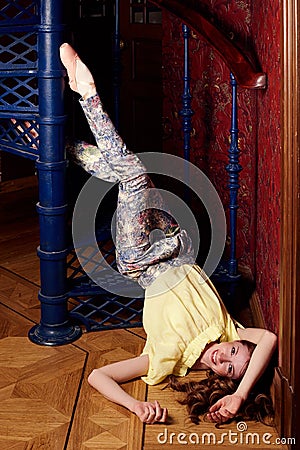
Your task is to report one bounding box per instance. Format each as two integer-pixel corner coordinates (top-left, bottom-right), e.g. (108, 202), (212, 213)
(60, 43), (277, 425)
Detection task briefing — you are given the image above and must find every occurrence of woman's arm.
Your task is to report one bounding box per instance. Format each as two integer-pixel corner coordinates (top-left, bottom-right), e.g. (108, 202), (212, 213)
(235, 328), (277, 398)
(208, 328), (277, 422)
(88, 354), (168, 424)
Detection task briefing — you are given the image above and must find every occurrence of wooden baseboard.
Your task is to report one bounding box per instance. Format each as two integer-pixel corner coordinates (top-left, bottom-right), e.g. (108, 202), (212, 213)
(237, 264), (267, 329)
(249, 289), (267, 329)
(273, 367), (295, 448)
(273, 367), (284, 436)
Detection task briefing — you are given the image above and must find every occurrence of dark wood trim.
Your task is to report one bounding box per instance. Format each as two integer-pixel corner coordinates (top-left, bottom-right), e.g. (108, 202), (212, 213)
(149, 0), (266, 88)
(249, 290), (283, 431)
(280, 1), (300, 448)
(249, 290), (266, 329)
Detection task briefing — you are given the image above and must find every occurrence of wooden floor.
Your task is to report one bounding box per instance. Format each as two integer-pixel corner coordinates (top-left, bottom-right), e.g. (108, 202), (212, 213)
(0, 176), (286, 449)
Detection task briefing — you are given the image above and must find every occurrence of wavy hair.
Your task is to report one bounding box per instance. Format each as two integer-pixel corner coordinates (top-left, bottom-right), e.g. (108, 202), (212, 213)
(168, 340), (274, 426)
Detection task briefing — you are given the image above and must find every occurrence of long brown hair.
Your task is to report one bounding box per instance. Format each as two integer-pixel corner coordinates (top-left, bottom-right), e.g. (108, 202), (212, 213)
(168, 340), (274, 426)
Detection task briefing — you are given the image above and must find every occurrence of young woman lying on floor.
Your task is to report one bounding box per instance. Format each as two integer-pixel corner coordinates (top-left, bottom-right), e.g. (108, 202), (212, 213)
(59, 43), (277, 425)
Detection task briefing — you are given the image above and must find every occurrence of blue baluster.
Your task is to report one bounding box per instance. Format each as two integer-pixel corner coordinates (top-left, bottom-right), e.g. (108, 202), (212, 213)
(29, 0), (81, 345)
(180, 23), (194, 198)
(113, 0), (120, 130)
(226, 73), (242, 277)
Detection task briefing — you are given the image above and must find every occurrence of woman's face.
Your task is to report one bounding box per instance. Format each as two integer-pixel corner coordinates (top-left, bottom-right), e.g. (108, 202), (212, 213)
(202, 340), (251, 380)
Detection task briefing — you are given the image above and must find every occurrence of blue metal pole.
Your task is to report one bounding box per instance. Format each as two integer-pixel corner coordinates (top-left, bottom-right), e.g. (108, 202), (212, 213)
(180, 24), (193, 162)
(113, 0), (120, 130)
(180, 24), (193, 199)
(226, 73), (242, 277)
(29, 0), (81, 345)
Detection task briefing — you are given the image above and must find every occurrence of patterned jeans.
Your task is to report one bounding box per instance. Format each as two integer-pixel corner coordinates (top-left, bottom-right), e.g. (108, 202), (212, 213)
(67, 94), (194, 288)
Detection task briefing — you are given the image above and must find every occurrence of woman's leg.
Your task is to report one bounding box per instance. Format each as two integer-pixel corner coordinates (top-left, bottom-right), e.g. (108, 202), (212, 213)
(66, 138), (119, 183)
(77, 94), (194, 286)
(60, 43), (146, 182)
(79, 94), (146, 182)
(61, 44), (194, 286)
(78, 96), (192, 283)
(115, 174), (195, 287)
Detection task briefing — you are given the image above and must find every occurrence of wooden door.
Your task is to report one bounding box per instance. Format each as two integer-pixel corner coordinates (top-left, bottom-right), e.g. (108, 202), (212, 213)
(277, 1), (300, 448)
(119, 0), (162, 153)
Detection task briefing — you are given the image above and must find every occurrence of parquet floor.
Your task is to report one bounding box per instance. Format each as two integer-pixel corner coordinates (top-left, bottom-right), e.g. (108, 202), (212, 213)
(0, 176), (286, 449)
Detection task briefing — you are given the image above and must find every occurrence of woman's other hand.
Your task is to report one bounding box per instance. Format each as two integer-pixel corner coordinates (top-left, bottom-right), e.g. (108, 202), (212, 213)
(206, 393), (244, 423)
(133, 400), (168, 424)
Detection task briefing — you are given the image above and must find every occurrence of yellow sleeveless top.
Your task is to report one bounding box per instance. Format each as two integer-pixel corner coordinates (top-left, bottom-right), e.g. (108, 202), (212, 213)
(141, 264), (242, 385)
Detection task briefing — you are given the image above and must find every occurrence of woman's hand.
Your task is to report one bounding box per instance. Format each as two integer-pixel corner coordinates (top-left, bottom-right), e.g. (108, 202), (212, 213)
(206, 393), (244, 423)
(133, 400), (168, 424)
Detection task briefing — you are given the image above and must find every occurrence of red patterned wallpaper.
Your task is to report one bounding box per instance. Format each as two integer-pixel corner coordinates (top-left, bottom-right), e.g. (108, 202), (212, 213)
(162, 0), (280, 332)
(251, 1), (281, 332)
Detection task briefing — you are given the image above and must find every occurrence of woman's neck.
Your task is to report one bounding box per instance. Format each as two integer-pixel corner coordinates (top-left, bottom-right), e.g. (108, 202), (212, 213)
(191, 341), (217, 370)
(191, 358), (208, 370)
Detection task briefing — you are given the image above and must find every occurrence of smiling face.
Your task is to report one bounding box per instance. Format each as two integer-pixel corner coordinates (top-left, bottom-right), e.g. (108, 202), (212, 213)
(201, 340), (251, 380)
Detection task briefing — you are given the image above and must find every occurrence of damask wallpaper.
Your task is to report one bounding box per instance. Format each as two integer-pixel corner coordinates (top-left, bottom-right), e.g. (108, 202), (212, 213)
(162, 0), (280, 332)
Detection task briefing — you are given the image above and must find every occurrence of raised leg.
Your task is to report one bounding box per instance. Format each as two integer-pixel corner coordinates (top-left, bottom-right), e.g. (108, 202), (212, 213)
(66, 138), (119, 183)
(79, 94), (147, 182)
(60, 42), (146, 182)
(77, 97), (185, 285)
(61, 44), (194, 287)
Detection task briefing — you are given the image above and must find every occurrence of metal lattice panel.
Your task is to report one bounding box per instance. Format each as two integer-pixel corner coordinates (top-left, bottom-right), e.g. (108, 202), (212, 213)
(0, 75), (38, 111)
(67, 232), (144, 331)
(67, 240), (116, 281)
(0, 0), (39, 25)
(0, 32), (37, 70)
(0, 117), (39, 158)
(0, 6), (39, 159)
(69, 293), (143, 332)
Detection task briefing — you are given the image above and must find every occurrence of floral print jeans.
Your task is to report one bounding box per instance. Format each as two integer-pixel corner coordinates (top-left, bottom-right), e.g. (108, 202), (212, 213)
(66, 94), (194, 288)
